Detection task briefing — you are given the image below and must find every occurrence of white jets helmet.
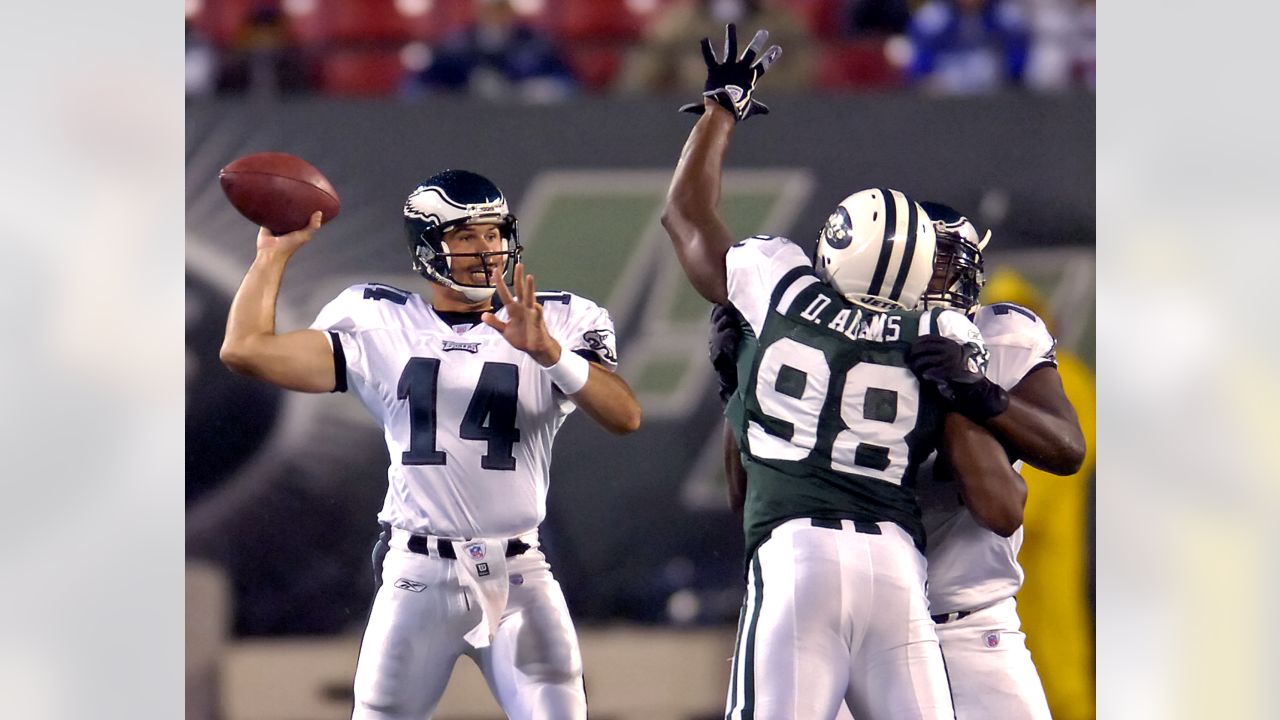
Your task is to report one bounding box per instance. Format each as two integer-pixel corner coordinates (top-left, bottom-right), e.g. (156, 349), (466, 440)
(814, 188), (937, 311)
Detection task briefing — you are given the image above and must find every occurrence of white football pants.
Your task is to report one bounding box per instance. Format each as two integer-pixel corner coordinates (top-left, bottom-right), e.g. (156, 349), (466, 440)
(935, 597), (1051, 720)
(351, 541), (586, 720)
(725, 518), (955, 720)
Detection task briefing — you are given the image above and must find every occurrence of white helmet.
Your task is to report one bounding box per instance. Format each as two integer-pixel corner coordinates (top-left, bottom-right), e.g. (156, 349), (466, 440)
(814, 188), (937, 311)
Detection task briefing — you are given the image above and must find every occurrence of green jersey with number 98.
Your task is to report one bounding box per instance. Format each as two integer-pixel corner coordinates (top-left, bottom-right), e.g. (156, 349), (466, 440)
(723, 235), (986, 562)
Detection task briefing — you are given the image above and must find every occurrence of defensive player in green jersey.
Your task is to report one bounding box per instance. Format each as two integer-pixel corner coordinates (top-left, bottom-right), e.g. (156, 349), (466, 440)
(661, 24), (1027, 720)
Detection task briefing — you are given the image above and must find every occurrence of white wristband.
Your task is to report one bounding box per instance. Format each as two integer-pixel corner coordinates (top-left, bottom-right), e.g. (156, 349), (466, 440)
(543, 349), (590, 395)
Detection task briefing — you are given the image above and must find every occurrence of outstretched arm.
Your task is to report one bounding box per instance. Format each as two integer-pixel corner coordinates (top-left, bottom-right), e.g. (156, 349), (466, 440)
(661, 24), (782, 305)
(661, 101), (738, 304)
(220, 212), (337, 393)
(482, 264), (642, 435)
(982, 366), (1085, 475)
(942, 413), (1027, 537)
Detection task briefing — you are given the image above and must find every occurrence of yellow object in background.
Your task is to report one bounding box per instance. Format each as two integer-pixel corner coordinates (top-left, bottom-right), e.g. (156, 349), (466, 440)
(983, 268), (1096, 720)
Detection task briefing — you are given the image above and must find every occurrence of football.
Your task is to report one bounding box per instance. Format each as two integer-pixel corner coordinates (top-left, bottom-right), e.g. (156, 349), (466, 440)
(219, 152), (341, 235)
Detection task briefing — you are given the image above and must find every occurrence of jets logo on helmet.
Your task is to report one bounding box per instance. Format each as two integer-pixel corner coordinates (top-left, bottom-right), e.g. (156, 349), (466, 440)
(402, 169), (522, 302)
(917, 200), (990, 316)
(814, 188), (937, 311)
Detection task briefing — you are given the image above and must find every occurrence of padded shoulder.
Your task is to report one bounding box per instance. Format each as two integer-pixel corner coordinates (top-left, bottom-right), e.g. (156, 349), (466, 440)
(310, 282), (426, 333)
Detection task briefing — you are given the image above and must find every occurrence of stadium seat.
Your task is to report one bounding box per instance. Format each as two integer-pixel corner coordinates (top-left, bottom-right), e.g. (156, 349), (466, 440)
(188, 0), (263, 47)
(316, 48), (407, 96)
(817, 39), (904, 90)
(552, 0), (645, 41)
(795, 0), (848, 40)
(562, 45), (624, 91)
(286, 0), (469, 45)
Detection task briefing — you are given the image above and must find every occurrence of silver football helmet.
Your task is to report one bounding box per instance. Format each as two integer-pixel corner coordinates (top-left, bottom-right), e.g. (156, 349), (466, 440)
(814, 188), (937, 311)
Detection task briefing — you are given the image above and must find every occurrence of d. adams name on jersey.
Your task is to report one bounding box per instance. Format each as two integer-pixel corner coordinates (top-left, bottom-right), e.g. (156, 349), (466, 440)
(723, 235), (987, 562)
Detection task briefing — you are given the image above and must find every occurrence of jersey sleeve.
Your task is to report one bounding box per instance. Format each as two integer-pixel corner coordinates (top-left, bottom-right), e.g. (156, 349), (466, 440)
(309, 285), (380, 394)
(542, 292), (619, 372)
(725, 235), (811, 336)
(973, 303), (1058, 390)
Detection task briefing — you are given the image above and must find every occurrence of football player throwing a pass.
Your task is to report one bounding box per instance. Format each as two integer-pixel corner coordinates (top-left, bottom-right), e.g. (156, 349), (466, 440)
(662, 24), (1026, 720)
(220, 169), (641, 720)
(912, 201), (1085, 719)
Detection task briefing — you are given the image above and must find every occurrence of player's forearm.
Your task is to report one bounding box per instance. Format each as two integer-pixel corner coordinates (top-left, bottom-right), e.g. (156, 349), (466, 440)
(982, 395), (1085, 475)
(943, 414), (1026, 537)
(221, 248), (292, 368)
(661, 101), (736, 303)
(567, 364), (642, 435)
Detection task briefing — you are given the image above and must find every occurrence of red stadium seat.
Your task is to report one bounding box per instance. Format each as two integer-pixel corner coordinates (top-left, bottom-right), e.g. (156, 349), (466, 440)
(800, 0), (848, 40)
(817, 39), (904, 90)
(562, 45), (624, 91)
(317, 48), (407, 96)
(188, 0), (265, 47)
(286, 0), (470, 45)
(552, 0), (645, 41)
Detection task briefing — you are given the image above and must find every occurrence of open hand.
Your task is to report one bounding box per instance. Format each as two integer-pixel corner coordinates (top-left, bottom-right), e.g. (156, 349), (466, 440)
(481, 263), (562, 367)
(679, 23), (782, 122)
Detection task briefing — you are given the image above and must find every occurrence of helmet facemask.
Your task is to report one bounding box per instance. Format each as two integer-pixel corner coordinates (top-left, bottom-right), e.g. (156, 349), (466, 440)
(918, 211), (989, 316)
(410, 216), (522, 303)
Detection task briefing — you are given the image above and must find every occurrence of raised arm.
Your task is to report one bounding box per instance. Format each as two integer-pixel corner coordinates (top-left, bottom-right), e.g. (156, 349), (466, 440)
(982, 365), (1085, 475)
(941, 413), (1026, 536)
(220, 212), (338, 393)
(661, 102), (738, 304)
(660, 24), (782, 305)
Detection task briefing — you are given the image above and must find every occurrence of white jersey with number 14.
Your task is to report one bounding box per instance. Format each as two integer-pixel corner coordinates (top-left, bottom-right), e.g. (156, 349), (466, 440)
(311, 283), (618, 540)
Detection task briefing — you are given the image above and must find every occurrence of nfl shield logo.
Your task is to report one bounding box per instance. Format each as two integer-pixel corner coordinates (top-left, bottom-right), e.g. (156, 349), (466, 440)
(467, 543), (486, 560)
(984, 632), (1001, 648)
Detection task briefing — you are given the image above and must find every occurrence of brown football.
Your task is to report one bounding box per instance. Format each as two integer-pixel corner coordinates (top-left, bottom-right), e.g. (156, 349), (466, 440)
(218, 152), (341, 235)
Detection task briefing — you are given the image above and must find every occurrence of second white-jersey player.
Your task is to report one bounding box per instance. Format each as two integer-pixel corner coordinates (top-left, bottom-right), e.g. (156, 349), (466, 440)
(913, 201), (1085, 720)
(220, 169), (641, 720)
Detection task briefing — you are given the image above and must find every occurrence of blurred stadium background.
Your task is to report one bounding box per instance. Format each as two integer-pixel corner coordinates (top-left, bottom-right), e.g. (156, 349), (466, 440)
(185, 0), (1094, 718)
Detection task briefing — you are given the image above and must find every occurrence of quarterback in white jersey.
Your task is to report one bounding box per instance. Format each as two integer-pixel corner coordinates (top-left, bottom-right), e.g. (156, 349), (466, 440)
(913, 201), (1086, 720)
(220, 169), (641, 720)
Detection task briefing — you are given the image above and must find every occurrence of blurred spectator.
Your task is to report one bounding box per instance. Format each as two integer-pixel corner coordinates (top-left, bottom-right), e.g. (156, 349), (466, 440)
(1024, 0), (1094, 91)
(186, 20), (216, 98)
(402, 0), (577, 104)
(846, 0), (913, 36)
(614, 0), (815, 96)
(907, 0), (1030, 94)
(216, 5), (313, 97)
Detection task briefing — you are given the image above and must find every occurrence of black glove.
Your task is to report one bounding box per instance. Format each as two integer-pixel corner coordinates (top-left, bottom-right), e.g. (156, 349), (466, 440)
(709, 303), (745, 403)
(906, 335), (1009, 421)
(679, 23), (782, 123)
